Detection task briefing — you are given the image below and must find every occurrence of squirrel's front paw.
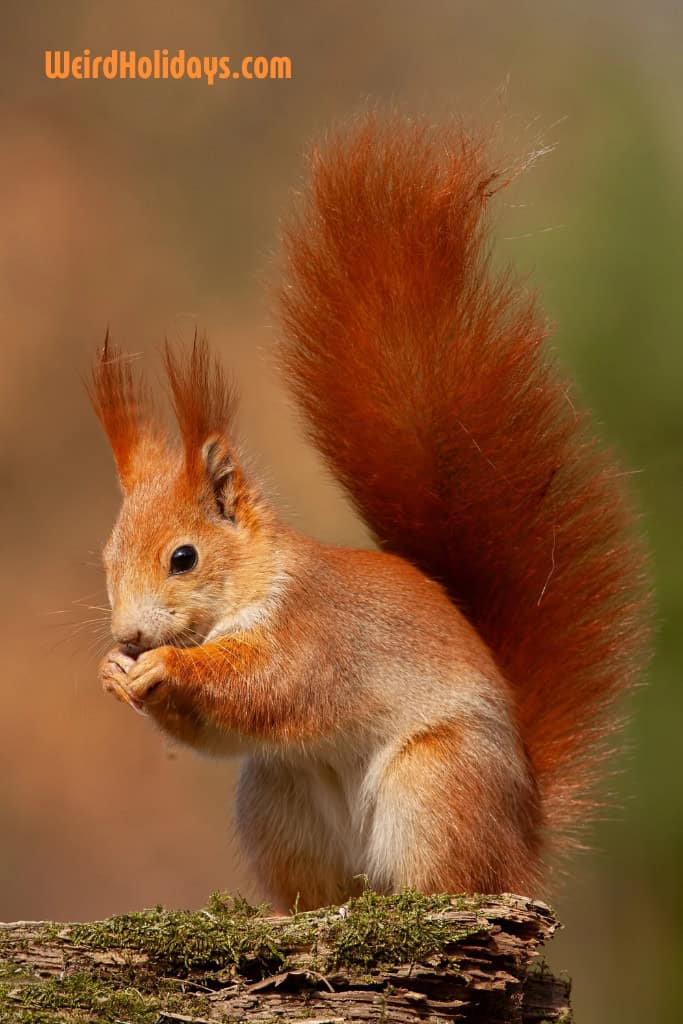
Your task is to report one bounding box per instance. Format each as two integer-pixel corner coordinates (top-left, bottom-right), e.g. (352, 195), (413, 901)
(99, 647), (140, 708)
(127, 646), (174, 704)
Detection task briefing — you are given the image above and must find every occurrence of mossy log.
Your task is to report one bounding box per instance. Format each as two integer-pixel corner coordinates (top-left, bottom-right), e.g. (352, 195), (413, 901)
(0, 890), (571, 1023)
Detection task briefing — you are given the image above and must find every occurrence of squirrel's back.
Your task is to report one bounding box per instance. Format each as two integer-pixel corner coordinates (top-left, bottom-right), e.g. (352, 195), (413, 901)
(277, 113), (652, 858)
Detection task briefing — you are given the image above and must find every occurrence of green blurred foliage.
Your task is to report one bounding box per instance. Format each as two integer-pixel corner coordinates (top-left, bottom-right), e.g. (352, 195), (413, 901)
(516, 71), (683, 1017)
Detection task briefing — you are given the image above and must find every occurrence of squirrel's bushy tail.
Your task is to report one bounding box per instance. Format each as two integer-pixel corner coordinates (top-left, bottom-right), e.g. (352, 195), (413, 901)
(277, 114), (651, 854)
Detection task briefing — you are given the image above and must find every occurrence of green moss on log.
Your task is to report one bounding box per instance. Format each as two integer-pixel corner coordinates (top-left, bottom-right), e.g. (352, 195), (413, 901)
(0, 888), (515, 1024)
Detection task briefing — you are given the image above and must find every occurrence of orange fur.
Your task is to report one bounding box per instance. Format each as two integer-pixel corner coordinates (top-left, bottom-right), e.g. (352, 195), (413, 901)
(164, 337), (238, 486)
(89, 114), (652, 905)
(278, 113), (652, 855)
(382, 720), (542, 893)
(87, 331), (165, 490)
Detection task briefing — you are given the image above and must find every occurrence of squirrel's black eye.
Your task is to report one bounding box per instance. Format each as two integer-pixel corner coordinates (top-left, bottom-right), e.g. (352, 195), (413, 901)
(169, 545), (198, 575)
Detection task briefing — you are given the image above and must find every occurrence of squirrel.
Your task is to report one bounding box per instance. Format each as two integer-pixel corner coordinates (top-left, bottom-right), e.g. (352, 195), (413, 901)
(89, 114), (651, 912)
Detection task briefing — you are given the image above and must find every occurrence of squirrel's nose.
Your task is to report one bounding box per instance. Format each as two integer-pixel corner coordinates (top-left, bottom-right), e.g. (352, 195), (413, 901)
(115, 629), (149, 657)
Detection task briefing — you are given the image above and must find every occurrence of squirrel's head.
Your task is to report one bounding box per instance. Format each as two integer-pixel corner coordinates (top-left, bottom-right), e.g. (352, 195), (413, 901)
(88, 335), (278, 652)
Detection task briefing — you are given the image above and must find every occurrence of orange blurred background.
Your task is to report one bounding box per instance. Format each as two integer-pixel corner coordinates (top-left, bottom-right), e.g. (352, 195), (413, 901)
(1, 4), (682, 1023)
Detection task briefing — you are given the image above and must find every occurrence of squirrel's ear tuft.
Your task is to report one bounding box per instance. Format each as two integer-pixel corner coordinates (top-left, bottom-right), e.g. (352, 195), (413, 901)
(165, 335), (239, 489)
(87, 331), (162, 491)
(202, 434), (242, 522)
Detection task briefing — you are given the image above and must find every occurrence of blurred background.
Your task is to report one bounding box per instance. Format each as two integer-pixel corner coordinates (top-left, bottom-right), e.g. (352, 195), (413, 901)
(0, 2), (681, 1021)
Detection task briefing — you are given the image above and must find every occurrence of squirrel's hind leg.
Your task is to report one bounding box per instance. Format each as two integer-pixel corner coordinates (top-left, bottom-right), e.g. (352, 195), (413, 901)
(364, 720), (543, 896)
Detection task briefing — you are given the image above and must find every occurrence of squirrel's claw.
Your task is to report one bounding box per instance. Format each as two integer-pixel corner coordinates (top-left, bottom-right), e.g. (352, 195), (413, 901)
(109, 676), (147, 716)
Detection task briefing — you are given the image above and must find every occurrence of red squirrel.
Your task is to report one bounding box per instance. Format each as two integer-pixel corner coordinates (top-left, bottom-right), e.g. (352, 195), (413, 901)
(90, 115), (650, 911)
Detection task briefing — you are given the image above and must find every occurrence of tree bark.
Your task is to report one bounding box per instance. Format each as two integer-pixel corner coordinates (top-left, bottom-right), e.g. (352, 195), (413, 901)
(0, 892), (571, 1023)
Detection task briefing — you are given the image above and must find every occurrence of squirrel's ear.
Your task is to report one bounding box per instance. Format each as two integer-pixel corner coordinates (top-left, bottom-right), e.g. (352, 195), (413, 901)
(87, 333), (164, 492)
(164, 338), (244, 518)
(201, 434), (242, 523)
